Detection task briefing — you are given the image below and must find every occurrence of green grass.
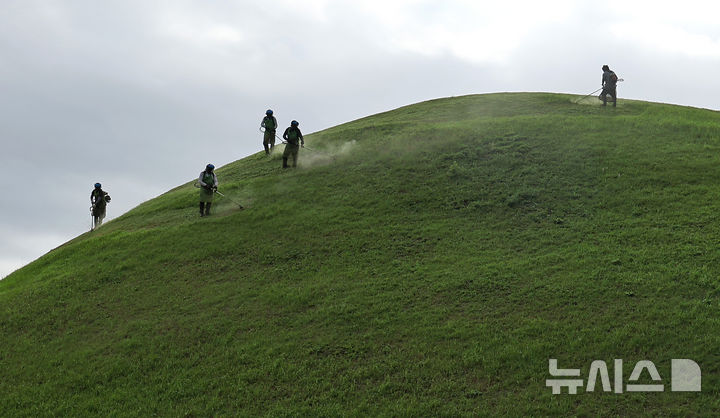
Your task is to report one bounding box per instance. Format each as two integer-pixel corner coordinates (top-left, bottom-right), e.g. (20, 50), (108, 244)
(2, 93), (720, 416)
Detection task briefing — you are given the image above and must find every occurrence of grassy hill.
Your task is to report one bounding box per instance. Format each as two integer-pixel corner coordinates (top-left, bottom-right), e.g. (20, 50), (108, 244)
(2, 93), (719, 416)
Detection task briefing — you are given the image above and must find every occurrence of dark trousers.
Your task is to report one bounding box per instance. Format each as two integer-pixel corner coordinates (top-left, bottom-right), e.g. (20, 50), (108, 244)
(200, 202), (212, 215)
(600, 86), (617, 106)
(282, 143), (299, 167)
(263, 130), (276, 154)
(92, 205), (106, 227)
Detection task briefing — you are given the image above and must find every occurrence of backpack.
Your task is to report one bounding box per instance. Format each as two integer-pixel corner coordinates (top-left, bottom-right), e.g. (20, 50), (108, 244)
(263, 116), (277, 131)
(610, 72), (618, 83)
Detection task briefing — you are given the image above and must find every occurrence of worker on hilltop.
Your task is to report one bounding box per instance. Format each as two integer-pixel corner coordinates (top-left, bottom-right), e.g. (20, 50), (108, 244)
(90, 183), (111, 230)
(261, 109), (278, 155)
(282, 120), (304, 168)
(198, 164), (218, 217)
(600, 65), (619, 107)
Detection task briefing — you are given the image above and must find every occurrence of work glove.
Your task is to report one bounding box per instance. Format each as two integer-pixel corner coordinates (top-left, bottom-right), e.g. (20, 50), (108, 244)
(212, 186), (218, 192)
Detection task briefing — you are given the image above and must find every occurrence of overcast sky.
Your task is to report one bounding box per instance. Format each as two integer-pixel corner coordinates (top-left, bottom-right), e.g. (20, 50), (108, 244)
(2, 0), (720, 278)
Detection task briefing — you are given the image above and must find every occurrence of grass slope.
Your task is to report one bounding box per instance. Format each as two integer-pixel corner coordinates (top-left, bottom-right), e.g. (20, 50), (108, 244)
(2, 93), (720, 416)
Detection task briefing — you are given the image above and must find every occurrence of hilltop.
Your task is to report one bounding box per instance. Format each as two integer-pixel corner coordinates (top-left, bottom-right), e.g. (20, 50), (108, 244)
(1, 93), (719, 415)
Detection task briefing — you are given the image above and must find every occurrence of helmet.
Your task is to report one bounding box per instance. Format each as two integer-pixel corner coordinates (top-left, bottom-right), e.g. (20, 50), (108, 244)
(206, 164), (215, 171)
(266, 109), (273, 116)
(94, 183), (101, 189)
(602, 65), (609, 71)
(291, 120), (299, 126)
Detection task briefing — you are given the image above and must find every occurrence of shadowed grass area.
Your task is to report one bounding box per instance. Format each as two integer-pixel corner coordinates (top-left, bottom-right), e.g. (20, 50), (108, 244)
(1, 93), (720, 416)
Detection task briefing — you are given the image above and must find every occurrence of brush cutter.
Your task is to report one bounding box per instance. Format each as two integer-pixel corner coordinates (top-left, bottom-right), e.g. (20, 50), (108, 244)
(194, 182), (244, 209)
(260, 127), (316, 149)
(262, 128), (333, 161)
(259, 127), (285, 145)
(574, 87), (603, 103)
(214, 190), (244, 209)
(575, 79), (625, 103)
(304, 146), (335, 158)
(302, 145), (336, 162)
